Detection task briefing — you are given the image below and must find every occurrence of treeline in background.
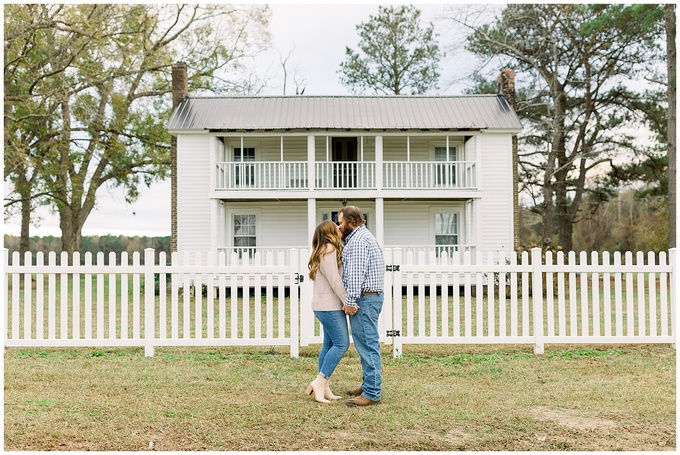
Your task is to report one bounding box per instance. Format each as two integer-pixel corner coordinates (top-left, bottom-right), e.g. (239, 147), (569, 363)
(4, 235), (171, 265)
(519, 192), (669, 253)
(4, 190), (670, 266)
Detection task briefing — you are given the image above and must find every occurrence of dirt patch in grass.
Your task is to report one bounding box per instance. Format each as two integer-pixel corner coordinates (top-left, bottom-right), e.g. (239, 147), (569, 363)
(527, 405), (675, 451)
(531, 406), (617, 430)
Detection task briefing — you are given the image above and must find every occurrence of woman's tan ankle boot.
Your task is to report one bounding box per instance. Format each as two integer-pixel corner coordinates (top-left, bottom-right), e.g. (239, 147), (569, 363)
(324, 379), (342, 400)
(305, 374), (330, 404)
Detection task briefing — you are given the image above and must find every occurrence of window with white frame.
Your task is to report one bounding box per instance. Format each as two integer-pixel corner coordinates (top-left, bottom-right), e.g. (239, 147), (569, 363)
(234, 147), (255, 186)
(434, 212), (458, 256)
(434, 146), (457, 186)
(233, 214), (256, 257)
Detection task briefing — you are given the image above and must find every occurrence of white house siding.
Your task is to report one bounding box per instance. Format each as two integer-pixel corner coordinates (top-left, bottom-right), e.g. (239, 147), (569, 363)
(382, 135), (467, 161)
(382, 136), (408, 159)
(464, 135), (477, 162)
(222, 201), (308, 249)
(222, 200), (419, 249)
(477, 133), (514, 253)
(219, 133), (477, 163)
(177, 134), (212, 253)
(224, 136), (309, 161)
(220, 200), (469, 251)
(221, 135), (380, 161)
(383, 201), (467, 247)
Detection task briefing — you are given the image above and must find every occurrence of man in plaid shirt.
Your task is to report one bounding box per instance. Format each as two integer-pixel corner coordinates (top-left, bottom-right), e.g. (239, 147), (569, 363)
(338, 206), (385, 407)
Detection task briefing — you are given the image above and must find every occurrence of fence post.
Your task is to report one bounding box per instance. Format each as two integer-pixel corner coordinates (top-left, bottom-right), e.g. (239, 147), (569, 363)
(531, 248), (544, 355)
(4, 249), (8, 351)
(392, 248), (403, 358)
(144, 248), (155, 357)
(289, 248), (300, 358)
(302, 256), (315, 347)
(382, 248), (393, 346)
(670, 248), (676, 349)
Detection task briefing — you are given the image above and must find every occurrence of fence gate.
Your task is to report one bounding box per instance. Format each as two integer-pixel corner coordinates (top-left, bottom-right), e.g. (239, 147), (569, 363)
(299, 250), (397, 349)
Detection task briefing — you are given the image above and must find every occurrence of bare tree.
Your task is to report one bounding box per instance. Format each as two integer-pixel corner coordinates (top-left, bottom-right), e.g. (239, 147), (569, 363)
(278, 46), (306, 95)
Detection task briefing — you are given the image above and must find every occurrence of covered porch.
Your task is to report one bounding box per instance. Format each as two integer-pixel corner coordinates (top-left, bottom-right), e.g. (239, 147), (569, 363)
(212, 198), (481, 265)
(211, 133), (480, 195)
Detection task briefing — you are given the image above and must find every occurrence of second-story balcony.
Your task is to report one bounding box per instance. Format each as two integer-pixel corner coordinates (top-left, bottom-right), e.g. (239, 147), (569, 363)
(215, 161), (477, 191)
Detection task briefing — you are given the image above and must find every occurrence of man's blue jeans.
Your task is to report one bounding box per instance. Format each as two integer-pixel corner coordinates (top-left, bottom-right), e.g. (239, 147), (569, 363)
(350, 292), (384, 401)
(314, 310), (350, 379)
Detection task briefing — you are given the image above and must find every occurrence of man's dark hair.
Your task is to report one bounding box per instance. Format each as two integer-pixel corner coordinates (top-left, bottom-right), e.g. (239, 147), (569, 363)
(340, 205), (365, 227)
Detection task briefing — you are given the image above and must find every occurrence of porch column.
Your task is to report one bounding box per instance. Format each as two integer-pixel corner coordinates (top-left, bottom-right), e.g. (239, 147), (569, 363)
(375, 197), (384, 247)
(307, 135), (315, 190)
(474, 199), (482, 257)
(475, 134), (482, 191)
(307, 198), (316, 250)
(301, 198), (317, 349)
(209, 137), (217, 254)
(466, 199), (475, 255)
(210, 199), (219, 255)
(375, 135), (383, 190)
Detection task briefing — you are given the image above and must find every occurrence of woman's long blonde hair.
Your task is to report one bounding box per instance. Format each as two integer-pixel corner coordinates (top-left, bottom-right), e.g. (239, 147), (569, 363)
(308, 220), (343, 281)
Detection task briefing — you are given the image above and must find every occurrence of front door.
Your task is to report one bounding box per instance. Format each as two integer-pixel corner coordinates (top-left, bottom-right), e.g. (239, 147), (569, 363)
(332, 137), (358, 188)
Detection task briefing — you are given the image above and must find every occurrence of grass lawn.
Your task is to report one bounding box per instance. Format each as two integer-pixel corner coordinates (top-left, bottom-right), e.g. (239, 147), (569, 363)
(3, 343), (675, 451)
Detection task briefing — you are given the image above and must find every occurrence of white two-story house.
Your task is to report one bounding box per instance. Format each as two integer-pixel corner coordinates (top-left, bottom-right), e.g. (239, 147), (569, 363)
(167, 72), (521, 265)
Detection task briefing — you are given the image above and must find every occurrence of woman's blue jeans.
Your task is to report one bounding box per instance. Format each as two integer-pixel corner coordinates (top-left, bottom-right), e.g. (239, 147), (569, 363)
(314, 310), (350, 379)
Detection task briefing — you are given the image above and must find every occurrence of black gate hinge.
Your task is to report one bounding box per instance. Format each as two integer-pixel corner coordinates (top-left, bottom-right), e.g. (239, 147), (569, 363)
(295, 273), (304, 284)
(386, 265), (400, 272)
(386, 330), (401, 337)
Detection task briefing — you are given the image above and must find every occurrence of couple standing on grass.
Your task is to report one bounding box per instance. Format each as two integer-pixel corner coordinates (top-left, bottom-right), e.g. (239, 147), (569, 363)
(306, 205), (385, 407)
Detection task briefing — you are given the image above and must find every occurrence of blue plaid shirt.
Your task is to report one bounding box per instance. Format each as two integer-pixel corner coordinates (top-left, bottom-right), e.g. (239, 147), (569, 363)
(341, 225), (385, 306)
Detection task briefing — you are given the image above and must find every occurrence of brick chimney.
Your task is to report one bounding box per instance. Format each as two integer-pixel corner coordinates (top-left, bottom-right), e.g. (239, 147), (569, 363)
(171, 62), (188, 253)
(497, 69), (516, 109)
(498, 69), (520, 251)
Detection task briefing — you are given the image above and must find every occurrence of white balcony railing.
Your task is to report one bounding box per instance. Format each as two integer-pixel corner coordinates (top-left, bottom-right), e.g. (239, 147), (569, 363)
(216, 161), (308, 190)
(383, 161), (476, 189)
(215, 161), (476, 190)
(315, 161), (376, 189)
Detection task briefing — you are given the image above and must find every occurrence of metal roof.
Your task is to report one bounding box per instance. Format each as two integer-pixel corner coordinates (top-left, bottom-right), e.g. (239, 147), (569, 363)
(167, 95), (522, 132)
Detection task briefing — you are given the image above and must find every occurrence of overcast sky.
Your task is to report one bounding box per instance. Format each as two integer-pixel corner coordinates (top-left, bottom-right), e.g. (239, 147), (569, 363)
(3, 1), (489, 238)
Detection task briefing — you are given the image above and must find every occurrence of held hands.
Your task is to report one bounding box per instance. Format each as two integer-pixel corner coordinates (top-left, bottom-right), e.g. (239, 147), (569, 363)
(343, 304), (359, 316)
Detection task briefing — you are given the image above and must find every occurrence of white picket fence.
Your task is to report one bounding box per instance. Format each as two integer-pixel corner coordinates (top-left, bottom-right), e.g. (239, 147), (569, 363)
(3, 248), (676, 358)
(381, 248), (676, 357)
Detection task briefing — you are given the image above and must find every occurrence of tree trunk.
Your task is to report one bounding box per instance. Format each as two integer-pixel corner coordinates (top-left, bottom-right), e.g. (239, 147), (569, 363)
(542, 133), (558, 244)
(543, 88), (568, 248)
(666, 4), (676, 249)
(542, 175), (554, 243)
(17, 169), (31, 261)
(555, 166), (573, 251)
(57, 172), (98, 260)
(59, 205), (84, 260)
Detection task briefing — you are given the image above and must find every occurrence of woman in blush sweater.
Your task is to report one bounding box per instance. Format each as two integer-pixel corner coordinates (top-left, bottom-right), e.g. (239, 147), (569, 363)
(305, 220), (351, 404)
